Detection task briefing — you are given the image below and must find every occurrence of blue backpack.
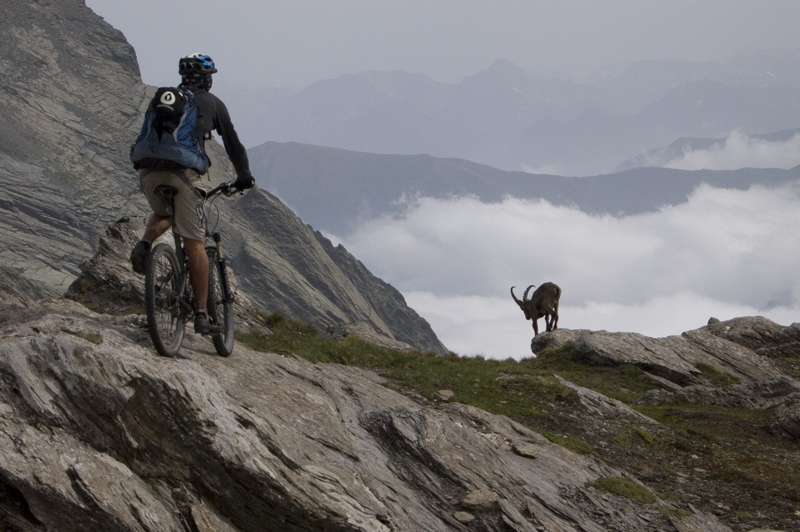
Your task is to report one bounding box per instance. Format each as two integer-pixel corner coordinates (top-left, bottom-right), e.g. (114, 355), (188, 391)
(130, 87), (211, 174)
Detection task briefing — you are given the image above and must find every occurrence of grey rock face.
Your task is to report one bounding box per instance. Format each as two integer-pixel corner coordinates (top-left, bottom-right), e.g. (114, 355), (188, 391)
(705, 315), (800, 358)
(0, 0), (446, 354)
(530, 322), (787, 387)
(0, 0), (146, 297)
(0, 292), (734, 531)
(532, 318), (800, 442)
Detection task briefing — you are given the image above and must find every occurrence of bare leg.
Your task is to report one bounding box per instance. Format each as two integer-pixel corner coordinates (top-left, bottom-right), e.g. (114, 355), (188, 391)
(131, 213), (173, 274)
(184, 238), (208, 312)
(142, 213), (172, 244)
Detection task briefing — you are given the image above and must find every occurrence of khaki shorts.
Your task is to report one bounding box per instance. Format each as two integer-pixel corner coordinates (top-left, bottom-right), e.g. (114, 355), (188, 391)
(139, 168), (207, 241)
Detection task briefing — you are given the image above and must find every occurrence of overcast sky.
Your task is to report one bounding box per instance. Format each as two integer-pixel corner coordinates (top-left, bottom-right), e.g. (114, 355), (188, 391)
(87, 1), (800, 90)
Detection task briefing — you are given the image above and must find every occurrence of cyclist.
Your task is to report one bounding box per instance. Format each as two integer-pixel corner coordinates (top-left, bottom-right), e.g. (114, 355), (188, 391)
(130, 53), (255, 335)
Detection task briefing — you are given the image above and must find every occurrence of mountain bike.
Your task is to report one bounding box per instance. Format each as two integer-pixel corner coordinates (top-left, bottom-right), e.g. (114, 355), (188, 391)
(144, 181), (239, 358)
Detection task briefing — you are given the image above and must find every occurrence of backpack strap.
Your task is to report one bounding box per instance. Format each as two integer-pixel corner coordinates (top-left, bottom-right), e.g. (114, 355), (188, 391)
(176, 169), (205, 199)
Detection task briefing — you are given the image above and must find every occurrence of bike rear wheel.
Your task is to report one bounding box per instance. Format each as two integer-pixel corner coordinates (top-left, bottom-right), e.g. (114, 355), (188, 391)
(207, 248), (235, 357)
(145, 243), (186, 357)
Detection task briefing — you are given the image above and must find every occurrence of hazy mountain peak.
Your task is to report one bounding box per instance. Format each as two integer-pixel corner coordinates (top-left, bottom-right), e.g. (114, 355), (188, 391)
(461, 58), (536, 88)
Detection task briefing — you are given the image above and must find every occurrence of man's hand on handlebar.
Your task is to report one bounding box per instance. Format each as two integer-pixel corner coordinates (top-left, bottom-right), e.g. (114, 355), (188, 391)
(215, 176), (255, 197)
(233, 174), (255, 192)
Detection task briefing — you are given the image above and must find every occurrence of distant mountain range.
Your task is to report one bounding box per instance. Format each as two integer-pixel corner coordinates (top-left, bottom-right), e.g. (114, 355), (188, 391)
(249, 141), (800, 237)
(223, 49), (800, 176)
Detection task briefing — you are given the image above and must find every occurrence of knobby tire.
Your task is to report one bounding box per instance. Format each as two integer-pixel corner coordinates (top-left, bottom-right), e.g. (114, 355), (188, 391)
(145, 243), (185, 357)
(207, 248), (235, 357)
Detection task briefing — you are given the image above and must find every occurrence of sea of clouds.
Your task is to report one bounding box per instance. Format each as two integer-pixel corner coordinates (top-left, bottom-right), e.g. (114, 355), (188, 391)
(666, 129), (800, 171)
(337, 133), (800, 359)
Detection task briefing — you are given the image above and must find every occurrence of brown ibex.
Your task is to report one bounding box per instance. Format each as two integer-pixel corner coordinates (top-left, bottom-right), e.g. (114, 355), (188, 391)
(510, 282), (561, 336)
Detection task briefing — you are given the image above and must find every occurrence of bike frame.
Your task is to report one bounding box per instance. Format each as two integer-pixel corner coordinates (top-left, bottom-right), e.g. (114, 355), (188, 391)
(159, 181), (235, 311)
(146, 180), (238, 356)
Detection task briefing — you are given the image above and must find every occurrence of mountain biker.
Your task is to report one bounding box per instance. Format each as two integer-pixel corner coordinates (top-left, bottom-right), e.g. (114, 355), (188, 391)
(130, 53), (255, 335)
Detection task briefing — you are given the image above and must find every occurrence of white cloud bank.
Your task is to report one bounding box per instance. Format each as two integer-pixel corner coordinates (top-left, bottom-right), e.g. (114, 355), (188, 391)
(339, 182), (800, 359)
(666, 129), (800, 171)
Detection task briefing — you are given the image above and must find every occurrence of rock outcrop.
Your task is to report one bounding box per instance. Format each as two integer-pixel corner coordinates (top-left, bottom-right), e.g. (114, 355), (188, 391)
(530, 325), (787, 387)
(531, 319), (800, 442)
(0, 0), (446, 354)
(0, 289), (737, 532)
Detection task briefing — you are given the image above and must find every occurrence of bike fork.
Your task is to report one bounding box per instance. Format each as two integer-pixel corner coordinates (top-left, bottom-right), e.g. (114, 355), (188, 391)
(212, 232), (233, 304)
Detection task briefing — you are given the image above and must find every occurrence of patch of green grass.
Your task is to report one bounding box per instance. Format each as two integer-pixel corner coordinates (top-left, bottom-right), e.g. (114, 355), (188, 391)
(614, 424), (656, 446)
(257, 310), (288, 328)
(241, 319), (662, 415)
(526, 346), (663, 404)
(539, 430), (595, 455)
(655, 485), (682, 503)
(634, 403), (770, 436)
(239, 320), (586, 440)
(695, 363), (740, 387)
(593, 476), (656, 504)
(636, 426), (656, 444)
(240, 319), (617, 455)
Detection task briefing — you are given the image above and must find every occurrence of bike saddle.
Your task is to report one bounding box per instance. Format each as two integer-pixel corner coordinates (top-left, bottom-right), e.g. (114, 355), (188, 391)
(154, 185), (179, 200)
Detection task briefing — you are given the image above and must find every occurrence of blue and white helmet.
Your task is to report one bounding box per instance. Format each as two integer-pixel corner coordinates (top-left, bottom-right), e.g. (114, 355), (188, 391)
(179, 53), (218, 75)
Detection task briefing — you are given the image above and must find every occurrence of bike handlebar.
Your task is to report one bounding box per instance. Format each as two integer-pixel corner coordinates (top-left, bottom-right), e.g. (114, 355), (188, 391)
(205, 181), (243, 199)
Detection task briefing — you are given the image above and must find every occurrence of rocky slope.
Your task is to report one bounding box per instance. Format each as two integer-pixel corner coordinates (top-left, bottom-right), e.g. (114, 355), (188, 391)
(0, 285), (754, 532)
(530, 321), (800, 440)
(63, 210), (444, 354)
(528, 321), (800, 531)
(0, 0), (444, 354)
(0, 0), (143, 297)
(7, 217), (800, 531)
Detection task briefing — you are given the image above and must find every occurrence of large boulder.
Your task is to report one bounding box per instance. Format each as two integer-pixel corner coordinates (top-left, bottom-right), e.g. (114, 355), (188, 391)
(530, 321), (787, 386)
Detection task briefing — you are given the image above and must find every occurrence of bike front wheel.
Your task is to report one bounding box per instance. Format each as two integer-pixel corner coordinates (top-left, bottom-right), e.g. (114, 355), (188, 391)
(207, 248), (235, 357)
(145, 243), (186, 357)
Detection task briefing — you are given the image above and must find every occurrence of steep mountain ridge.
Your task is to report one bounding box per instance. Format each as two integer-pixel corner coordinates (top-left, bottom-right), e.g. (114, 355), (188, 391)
(0, 0), (144, 296)
(0, 0), (445, 353)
